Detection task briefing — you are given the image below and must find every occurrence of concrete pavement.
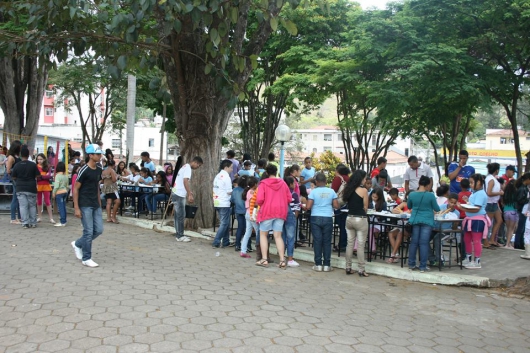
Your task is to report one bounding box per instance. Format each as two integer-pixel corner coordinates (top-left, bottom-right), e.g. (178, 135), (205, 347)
(1, 214), (530, 353)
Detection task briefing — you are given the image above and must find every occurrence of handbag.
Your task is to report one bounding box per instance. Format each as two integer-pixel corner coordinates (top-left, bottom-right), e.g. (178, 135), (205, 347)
(185, 204), (198, 219)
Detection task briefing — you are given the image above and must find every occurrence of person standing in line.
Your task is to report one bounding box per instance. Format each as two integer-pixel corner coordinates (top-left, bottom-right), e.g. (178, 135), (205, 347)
(300, 156), (316, 190)
(212, 160), (234, 248)
(225, 150), (240, 180)
(501, 180), (518, 249)
(447, 150), (475, 194)
(514, 173), (530, 249)
(71, 144), (104, 268)
(140, 152), (156, 173)
(283, 176), (301, 267)
(342, 170), (369, 277)
(231, 176), (248, 251)
(52, 162), (69, 227)
(306, 173), (339, 272)
(6, 140), (22, 224)
(11, 146), (40, 229)
(35, 153), (55, 224)
(171, 156), (203, 242)
(484, 163), (504, 248)
(239, 177), (258, 258)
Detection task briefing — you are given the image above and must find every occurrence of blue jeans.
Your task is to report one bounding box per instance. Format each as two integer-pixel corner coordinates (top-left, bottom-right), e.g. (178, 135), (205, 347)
(147, 193), (168, 213)
(213, 207), (231, 247)
(171, 194), (186, 238)
(55, 193), (68, 224)
(75, 207), (103, 261)
(311, 216), (333, 266)
(335, 210), (347, 249)
(17, 192), (37, 225)
(408, 224), (433, 270)
(240, 212), (257, 254)
(235, 213), (246, 248)
(282, 209), (296, 257)
(10, 182), (20, 221)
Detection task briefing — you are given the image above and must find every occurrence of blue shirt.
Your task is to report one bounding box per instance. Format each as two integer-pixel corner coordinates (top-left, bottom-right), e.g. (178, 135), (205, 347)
(435, 204), (460, 230)
(407, 191), (440, 227)
(300, 167), (315, 188)
(238, 169), (253, 177)
(448, 162), (475, 193)
(465, 189), (487, 217)
(143, 161), (156, 173)
(230, 186), (246, 214)
(309, 186), (337, 217)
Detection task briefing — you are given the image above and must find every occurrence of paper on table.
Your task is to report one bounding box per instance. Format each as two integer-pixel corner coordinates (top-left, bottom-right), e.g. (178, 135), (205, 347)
(459, 203), (478, 209)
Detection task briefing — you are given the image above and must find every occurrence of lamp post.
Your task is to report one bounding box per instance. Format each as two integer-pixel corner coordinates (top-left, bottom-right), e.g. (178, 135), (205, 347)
(275, 124), (292, 177)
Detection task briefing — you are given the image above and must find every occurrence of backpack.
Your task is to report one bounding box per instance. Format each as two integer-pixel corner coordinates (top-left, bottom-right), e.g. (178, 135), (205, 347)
(336, 175), (347, 206)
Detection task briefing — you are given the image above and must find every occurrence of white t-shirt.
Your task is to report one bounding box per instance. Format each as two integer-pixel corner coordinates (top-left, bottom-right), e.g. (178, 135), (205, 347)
(485, 174), (501, 203)
(172, 163), (192, 197)
(403, 164), (433, 191)
(213, 169), (232, 207)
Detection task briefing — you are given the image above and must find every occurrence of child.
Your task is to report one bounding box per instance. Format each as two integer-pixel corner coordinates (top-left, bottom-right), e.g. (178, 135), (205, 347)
(436, 185), (450, 205)
(36, 153), (55, 224)
(256, 158), (267, 179)
(387, 191), (412, 263)
(231, 176), (248, 251)
(364, 177), (373, 196)
(430, 193), (460, 265)
(238, 161), (254, 177)
(137, 167), (154, 213)
(240, 177), (258, 258)
(52, 162), (69, 227)
(388, 188), (402, 206)
(456, 178), (472, 219)
(502, 179), (518, 249)
(361, 188), (387, 255)
(306, 173), (339, 272)
(101, 159), (121, 223)
(283, 176), (301, 267)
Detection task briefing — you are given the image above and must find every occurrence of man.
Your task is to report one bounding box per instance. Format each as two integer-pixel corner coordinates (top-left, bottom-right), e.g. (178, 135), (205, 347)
(71, 144), (104, 268)
(11, 146), (40, 229)
(500, 165), (517, 184)
(447, 150), (475, 193)
(212, 159), (234, 248)
(226, 150), (240, 180)
(267, 152), (279, 169)
(370, 157), (387, 179)
(300, 156), (316, 190)
(404, 155), (433, 193)
(140, 152), (156, 173)
(171, 156), (203, 242)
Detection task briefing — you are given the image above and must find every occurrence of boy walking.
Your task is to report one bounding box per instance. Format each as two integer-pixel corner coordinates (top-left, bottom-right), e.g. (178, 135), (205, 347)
(71, 144), (104, 267)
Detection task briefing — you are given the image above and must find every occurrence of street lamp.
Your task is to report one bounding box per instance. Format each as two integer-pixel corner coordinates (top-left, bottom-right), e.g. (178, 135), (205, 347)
(275, 124), (292, 177)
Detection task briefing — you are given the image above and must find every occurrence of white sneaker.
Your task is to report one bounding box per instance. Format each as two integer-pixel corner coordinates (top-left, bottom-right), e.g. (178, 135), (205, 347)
(50, 219), (56, 224)
(82, 259), (99, 267)
(287, 260), (300, 267)
(464, 261), (481, 269)
(462, 258), (472, 267)
(71, 241), (82, 260)
(55, 223), (66, 227)
(176, 236), (191, 242)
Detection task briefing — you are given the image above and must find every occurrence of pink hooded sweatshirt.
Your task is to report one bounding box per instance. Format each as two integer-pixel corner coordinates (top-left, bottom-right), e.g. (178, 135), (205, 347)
(256, 177), (292, 223)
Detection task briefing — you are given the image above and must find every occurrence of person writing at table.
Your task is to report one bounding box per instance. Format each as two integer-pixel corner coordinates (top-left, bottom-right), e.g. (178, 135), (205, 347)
(146, 171), (171, 218)
(137, 167), (154, 214)
(388, 191), (412, 264)
(458, 173), (491, 269)
(407, 176), (440, 272)
(120, 164), (141, 211)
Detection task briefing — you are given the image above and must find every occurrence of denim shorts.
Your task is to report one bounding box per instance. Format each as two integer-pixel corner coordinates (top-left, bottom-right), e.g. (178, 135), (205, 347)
(259, 218), (284, 232)
(504, 210), (519, 222)
(486, 203), (499, 213)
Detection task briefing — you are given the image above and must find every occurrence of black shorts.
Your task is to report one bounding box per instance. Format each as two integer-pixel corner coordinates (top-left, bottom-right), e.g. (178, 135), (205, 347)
(105, 191), (120, 200)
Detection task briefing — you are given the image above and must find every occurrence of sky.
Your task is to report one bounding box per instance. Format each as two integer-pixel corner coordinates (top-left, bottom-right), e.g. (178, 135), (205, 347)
(356, 0), (389, 10)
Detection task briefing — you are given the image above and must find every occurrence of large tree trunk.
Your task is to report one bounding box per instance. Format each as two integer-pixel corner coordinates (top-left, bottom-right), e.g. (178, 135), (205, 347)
(0, 56), (46, 152)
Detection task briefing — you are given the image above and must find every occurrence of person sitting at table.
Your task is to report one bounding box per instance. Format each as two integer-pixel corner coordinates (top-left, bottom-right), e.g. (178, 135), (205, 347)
(388, 188), (402, 208)
(137, 167), (154, 214)
(146, 171), (171, 218)
(120, 164), (141, 210)
(387, 191), (412, 263)
(101, 159), (121, 223)
(116, 161), (130, 177)
(358, 188), (387, 255)
(430, 193), (460, 266)
(407, 175), (440, 272)
(436, 184), (450, 206)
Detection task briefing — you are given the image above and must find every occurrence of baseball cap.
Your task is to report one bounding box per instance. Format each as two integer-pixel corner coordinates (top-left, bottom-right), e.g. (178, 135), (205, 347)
(506, 165), (517, 172)
(85, 144), (103, 154)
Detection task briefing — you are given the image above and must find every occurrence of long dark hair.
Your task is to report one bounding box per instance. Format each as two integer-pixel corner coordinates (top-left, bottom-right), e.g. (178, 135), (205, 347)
(36, 153), (49, 172)
(371, 188), (385, 211)
(156, 171), (169, 188)
(242, 176), (258, 201)
(7, 140), (21, 158)
(343, 170), (367, 201)
(284, 164), (300, 178)
(503, 179), (517, 206)
(469, 173), (485, 190)
(515, 172), (530, 188)
(172, 156), (183, 183)
(117, 161), (126, 175)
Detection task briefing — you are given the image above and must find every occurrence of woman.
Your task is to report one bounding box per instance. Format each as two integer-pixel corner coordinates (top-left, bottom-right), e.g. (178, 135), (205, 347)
(342, 170), (369, 277)
(407, 175), (440, 272)
(331, 164), (350, 252)
(283, 164), (301, 196)
(484, 163), (504, 248)
(255, 164), (292, 269)
(101, 159), (120, 223)
(164, 164), (174, 186)
(36, 153), (55, 223)
(502, 179), (518, 248)
(46, 146), (56, 168)
(146, 171), (171, 217)
(460, 174), (491, 269)
(6, 140), (22, 224)
(116, 161), (130, 177)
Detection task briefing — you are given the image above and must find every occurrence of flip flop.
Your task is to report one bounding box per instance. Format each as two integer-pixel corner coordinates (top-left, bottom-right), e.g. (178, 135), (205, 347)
(255, 259), (269, 267)
(483, 245), (496, 250)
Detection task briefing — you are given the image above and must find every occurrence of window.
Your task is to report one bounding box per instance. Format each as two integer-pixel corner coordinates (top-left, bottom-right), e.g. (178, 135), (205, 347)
(323, 134), (332, 141)
(323, 146), (332, 151)
(312, 148), (317, 153)
(45, 90), (54, 98)
(337, 133), (343, 141)
(45, 108), (53, 116)
(526, 137), (530, 141)
(510, 139), (514, 144)
(313, 135), (317, 141)
(112, 139), (121, 149)
(148, 138), (155, 147)
(500, 137), (507, 144)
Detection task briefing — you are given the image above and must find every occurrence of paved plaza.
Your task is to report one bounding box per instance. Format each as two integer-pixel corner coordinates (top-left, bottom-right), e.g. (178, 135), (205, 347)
(1, 214), (529, 353)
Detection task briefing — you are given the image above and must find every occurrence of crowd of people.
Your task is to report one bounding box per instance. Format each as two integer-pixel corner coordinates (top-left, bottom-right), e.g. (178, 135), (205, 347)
(3, 139), (530, 271)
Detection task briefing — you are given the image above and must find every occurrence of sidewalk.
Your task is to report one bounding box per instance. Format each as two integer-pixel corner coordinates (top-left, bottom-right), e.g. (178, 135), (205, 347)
(117, 215), (530, 289)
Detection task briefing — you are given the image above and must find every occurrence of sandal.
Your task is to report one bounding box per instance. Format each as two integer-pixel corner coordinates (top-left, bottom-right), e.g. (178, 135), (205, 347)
(278, 260), (287, 270)
(106, 219), (113, 223)
(255, 259), (269, 267)
(345, 268), (354, 275)
(358, 271), (369, 277)
(386, 256), (395, 264)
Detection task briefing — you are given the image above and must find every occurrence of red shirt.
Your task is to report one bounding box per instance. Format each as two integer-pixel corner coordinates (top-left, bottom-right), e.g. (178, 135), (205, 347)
(370, 168), (380, 179)
(331, 174), (350, 192)
(457, 190), (472, 218)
